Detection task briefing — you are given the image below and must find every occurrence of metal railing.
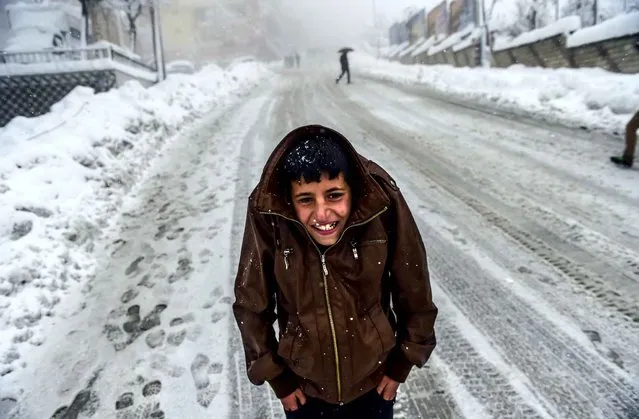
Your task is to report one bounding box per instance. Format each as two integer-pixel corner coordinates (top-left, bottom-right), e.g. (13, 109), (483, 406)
(0, 46), (157, 73)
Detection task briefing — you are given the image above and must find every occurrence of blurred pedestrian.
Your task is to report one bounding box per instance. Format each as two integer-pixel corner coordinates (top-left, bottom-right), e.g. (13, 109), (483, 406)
(336, 49), (352, 84)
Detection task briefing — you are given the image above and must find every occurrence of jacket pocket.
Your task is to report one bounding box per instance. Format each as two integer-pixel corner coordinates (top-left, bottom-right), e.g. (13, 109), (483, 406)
(277, 320), (297, 362)
(350, 239), (387, 260)
(368, 304), (396, 355)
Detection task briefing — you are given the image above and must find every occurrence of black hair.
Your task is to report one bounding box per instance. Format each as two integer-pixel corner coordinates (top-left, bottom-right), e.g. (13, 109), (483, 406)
(278, 133), (354, 194)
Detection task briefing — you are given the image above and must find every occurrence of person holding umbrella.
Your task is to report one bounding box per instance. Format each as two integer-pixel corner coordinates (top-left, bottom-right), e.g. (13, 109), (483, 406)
(336, 47), (353, 84)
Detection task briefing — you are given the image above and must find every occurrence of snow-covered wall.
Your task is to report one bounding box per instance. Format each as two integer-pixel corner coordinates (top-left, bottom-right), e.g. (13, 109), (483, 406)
(566, 11), (639, 48)
(493, 16), (582, 52)
(386, 11), (639, 74)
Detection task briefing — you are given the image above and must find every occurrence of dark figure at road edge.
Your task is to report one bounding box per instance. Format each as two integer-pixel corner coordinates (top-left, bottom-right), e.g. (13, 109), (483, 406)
(233, 124), (438, 418)
(336, 51), (351, 84)
(610, 110), (639, 168)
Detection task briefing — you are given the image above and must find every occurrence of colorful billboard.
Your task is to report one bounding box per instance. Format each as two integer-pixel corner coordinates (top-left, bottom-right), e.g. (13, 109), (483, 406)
(389, 21), (409, 45)
(459, 0), (477, 32)
(406, 8), (427, 43)
(449, 0), (476, 33)
(427, 1), (449, 37)
(449, 0), (463, 33)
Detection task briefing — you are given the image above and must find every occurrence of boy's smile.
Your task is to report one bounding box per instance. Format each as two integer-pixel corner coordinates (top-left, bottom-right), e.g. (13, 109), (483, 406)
(291, 172), (352, 247)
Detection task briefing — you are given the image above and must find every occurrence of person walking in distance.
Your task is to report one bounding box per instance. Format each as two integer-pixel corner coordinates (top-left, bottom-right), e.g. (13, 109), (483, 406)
(610, 110), (639, 168)
(233, 124), (438, 418)
(336, 49), (352, 84)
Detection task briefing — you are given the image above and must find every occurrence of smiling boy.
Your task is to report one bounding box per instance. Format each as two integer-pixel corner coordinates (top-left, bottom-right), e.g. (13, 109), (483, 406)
(233, 125), (438, 418)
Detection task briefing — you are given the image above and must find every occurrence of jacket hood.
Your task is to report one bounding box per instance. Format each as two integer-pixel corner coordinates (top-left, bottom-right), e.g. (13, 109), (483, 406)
(252, 124), (390, 224)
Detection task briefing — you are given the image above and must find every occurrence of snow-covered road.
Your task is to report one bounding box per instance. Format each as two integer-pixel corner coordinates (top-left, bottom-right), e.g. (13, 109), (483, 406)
(3, 65), (639, 419)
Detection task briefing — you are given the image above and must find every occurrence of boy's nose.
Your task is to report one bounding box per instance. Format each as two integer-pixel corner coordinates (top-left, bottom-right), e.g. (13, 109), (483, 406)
(314, 203), (331, 221)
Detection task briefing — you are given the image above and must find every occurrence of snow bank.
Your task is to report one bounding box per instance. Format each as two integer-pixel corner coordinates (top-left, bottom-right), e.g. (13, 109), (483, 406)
(0, 62), (272, 376)
(566, 11), (639, 48)
(4, 1), (82, 52)
(355, 53), (638, 133)
(493, 16), (582, 51)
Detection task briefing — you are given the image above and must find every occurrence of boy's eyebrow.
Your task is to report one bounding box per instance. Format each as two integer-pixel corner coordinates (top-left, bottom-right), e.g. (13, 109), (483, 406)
(326, 187), (345, 193)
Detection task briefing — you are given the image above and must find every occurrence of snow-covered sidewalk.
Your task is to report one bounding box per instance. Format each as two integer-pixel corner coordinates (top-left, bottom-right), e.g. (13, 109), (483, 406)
(353, 53), (638, 135)
(0, 62), (273, 383)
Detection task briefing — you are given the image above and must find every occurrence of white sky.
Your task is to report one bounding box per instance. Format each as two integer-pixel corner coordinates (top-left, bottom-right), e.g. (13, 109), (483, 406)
(374, 0), (432, 22)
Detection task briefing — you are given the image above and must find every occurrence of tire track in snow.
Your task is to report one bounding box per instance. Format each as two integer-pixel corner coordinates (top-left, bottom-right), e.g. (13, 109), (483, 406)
(351, 82), (639, 290)
(345, 85), (639, 326)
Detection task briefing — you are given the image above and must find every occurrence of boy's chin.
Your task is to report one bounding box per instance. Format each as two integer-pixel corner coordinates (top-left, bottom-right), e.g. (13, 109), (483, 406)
(309, 231), (340, 247)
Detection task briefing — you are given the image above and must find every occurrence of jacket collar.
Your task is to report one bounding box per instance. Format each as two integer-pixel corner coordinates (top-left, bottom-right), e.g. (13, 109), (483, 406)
(252, 125), (390, 226)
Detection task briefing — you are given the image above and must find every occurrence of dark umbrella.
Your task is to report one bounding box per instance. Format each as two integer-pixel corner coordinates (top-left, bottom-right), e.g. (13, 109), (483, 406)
(338, 47), (354, 53)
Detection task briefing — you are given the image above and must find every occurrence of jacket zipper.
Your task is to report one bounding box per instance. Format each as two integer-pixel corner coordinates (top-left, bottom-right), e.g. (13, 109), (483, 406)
(283, 248), (292, 270)
(260, 206), (388, 403)
(319, 253), (340, 401)
(350, 239), (387, 260)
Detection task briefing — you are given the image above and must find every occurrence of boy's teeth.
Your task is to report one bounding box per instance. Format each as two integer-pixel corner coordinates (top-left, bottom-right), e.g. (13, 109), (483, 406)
(316, 222), (336, 231)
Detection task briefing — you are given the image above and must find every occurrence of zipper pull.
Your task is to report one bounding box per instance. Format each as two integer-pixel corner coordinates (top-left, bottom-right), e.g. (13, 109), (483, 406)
(350, 241), (359, 260)
(320, 254), (329, 276)
(283, 248), (292, 270)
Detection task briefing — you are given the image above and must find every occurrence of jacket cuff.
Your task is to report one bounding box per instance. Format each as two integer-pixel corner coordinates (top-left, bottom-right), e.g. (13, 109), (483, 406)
(385, 348), (414, 383)
(268, 368), (299, 398)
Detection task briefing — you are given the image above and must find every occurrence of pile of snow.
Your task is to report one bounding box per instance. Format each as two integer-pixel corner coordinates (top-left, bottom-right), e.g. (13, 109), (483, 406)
(566, 11), (639, 48)
(354, 53), (638, 133)
(0, 61), (272, 377)
(4, 1), (82, 52)
(493, 16), (582, 51)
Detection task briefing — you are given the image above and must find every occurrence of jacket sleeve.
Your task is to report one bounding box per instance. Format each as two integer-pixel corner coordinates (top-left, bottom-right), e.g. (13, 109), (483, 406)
(375, 169), (438, 383)
(232, 204), (299, 398)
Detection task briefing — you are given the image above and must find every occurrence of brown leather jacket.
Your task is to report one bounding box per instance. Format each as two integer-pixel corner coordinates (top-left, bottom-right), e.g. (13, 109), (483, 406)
(233, 125), (437, 405)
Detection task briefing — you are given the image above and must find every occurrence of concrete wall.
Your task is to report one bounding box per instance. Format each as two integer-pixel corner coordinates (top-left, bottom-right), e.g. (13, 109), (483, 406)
(411, 43), (480, 67)
(491, 34), (639, 73)
(391, 32), (639, 74)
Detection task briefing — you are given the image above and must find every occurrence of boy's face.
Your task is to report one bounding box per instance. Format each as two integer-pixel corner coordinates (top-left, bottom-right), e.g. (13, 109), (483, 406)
(291, 172), (352, 247)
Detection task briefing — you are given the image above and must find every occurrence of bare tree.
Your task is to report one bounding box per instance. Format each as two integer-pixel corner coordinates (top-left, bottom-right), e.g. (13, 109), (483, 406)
(106, 0), (146, 52)
(496, 0), (552, 38)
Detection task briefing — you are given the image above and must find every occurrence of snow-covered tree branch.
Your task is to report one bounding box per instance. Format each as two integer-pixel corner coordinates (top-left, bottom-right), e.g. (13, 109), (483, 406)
(105, 0), (148, 52)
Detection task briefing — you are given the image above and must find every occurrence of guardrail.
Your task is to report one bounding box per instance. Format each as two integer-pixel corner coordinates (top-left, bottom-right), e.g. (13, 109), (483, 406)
(0, 46), (157, 73)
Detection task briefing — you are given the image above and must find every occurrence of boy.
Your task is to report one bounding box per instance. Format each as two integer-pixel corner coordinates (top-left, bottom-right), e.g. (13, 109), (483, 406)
(233, 125), (438, 418)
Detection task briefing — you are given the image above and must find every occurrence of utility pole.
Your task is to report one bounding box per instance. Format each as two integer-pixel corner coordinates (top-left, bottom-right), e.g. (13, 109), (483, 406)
(477, 0), (490, 67)
(150, 0), (165, 81)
